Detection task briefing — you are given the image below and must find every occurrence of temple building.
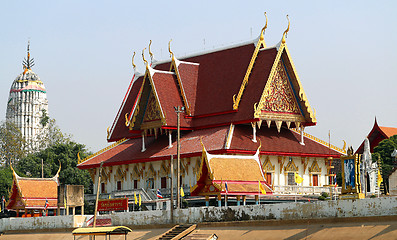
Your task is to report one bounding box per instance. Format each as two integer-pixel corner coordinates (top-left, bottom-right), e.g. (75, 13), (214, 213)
(6, 165), (60, 217)
(5, 42), (49, 150)
(356, 118), (397, 154)
(77, 16), (344, 207)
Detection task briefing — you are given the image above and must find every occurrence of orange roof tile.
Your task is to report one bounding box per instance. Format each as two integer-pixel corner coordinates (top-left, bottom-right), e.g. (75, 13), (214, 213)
(379, 126), (397, 138)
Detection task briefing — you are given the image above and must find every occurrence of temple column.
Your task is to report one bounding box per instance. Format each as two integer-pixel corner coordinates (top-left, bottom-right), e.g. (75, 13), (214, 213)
(225, 195), (228, 207)
(242, 195), (247, 206)
(236, 195), (241, 206)
(217, 195), (221, 207)
(72, 207), (75, 215)
(141, 133), (146, 152)
(255, 195), (259, 205)
(205, 196), (209, 207)
(81, 205), (84, 215)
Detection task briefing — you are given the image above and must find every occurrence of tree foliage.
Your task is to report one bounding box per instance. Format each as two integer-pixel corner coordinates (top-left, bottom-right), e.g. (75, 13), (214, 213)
(16, 141), (93, 194)
(0, 167), (13, 200)
(373, 135), (397, 179)
(0, 121), (27, 166)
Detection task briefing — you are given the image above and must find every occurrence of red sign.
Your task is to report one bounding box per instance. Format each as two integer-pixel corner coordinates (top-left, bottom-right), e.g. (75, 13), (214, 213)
(97, 198), (128, 211)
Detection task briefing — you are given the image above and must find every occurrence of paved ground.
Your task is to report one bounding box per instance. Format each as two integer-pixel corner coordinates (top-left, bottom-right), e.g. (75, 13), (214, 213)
(2, 217), (397, 239)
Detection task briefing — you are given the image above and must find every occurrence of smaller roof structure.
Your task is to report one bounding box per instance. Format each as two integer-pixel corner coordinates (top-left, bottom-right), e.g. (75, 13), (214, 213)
(191, 141), (272, 196)
(72, 226), (132, 239)
(356, 118), (397, 154)
(6, 164), (60, 210)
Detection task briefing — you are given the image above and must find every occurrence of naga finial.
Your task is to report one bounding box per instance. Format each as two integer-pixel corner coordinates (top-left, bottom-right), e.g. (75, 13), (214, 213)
(149, 40), (154, 63)
(131, 52), (136, 70)
(142, 48), (148, 66)
(168, 39), (174, 60)
(260, 12), (268, 41)
(282, 15), (290, 44)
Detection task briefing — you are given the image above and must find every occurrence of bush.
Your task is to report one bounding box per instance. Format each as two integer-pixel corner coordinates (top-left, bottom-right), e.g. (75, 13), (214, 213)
(318, 195), (326, 201)
(321, 192), (329, 198)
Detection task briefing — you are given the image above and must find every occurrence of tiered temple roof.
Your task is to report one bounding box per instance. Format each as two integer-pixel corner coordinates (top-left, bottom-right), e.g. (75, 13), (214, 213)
(78, 16), (343, 170)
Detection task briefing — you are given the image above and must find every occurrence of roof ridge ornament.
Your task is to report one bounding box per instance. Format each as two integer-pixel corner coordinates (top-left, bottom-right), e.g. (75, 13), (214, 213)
(168, 39), (175, 60)
(131, 52), (136, 70)
(260, 12), (268, 41)
(149, 40), (154, 64)
(142, 48), (148, 66)
(282, 15), (290, 44)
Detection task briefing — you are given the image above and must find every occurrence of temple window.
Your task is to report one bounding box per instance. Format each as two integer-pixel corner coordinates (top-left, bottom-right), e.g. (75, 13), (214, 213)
(287, 172), (296, 185)
(117, 181), (122, 191)
(266, 172), (272, 185)
(101, 182), (106, 193)
(147, 178), (154, 189)
(312, 174), (319, 186)
(133, 180), (138, 189)
(161, 177), (167, 189)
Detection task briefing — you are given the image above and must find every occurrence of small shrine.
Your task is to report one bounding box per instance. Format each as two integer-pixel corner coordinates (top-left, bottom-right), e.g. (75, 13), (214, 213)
(191, 141), (272, 206)
(6, 165), (60, 217)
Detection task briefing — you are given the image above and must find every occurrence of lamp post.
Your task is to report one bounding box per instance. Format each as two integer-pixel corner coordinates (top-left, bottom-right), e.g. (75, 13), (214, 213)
(174, 106), (185, 209)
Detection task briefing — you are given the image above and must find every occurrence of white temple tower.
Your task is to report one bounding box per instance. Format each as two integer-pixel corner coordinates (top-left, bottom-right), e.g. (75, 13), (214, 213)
(5, 42), (49, 149)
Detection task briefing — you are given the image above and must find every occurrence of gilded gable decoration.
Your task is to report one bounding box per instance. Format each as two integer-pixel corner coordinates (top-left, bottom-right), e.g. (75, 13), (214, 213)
(146, 163), (157, 179)
(284, 157), (299, 172)
(114, 166), (127, 182)
(301, 157), (309, 174)
(87, 169), (96, 182)
(309, 160), (321, 173)
(159, 160), (170, 176)
(262, 156), (275, 172)
(101, 167), (111, 182)
(131, 164), (143, 180)
(233, 12), (268, 110)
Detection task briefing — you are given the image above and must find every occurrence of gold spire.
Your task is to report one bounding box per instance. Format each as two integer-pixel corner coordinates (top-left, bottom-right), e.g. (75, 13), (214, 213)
(148, 40), (154, 63)
(168, 39), (174, 60)
(260, 12), (268, 41)
(142, 48), (148, 66)
(282, 15), (290, 44)
(131, 52), (136, 70)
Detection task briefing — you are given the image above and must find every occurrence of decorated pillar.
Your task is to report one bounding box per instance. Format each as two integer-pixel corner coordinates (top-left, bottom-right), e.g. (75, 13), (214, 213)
(205, 195), (210, 207)
(236, 195), (241, 206)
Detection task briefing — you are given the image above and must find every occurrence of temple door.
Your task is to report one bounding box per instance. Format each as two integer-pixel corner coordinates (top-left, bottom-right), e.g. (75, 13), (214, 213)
(266, 173), (272, 185)
(313, 174), (318, 187)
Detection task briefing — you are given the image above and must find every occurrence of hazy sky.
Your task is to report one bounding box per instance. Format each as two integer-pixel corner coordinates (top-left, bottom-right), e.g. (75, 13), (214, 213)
(1, 1), (396, 153)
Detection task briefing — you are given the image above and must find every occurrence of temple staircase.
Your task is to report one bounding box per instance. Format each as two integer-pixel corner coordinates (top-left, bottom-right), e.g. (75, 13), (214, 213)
(158, 224), (197, 240)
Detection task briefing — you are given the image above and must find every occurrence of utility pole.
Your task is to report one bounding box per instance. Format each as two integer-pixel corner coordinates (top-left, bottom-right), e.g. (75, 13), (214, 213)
(170, 154), (174, 222)
(174, 106), (184, 209)
(93, 161), (104, 228)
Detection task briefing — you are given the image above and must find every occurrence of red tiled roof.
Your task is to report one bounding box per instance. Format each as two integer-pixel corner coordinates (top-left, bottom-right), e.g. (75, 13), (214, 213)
(108, 76), (144, 141)
(175, 62), (199, 115)
(150, 71), (190, 127)
(230, 125), (341, 157)
(78, 125), (340, 169)
(356, 119), (397, 154)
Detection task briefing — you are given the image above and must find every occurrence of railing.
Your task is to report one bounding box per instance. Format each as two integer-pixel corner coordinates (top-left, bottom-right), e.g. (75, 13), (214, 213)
(273, 185), (341, 195)
(85, 188), (152, 202)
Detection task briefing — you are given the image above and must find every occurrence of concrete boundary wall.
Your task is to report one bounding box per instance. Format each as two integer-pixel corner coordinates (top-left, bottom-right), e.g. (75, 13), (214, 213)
(2, 197), (397, 232)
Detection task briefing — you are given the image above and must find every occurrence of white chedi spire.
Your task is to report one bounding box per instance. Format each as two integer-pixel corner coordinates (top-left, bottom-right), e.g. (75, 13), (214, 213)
(5, 42), (49, 151)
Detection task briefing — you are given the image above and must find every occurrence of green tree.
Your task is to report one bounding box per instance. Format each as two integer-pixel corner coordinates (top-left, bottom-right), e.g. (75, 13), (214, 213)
(0, 121), (27, 166)
(373, 135), (397, 192)
(0, 167), (13, 201)
(16, 141), (93, 194)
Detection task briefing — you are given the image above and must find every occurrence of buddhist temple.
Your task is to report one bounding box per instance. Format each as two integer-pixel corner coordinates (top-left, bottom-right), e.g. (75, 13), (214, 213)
(77, 15), (344, 207)
(6, 165), (60, 217)
(6, 41), (49, 151)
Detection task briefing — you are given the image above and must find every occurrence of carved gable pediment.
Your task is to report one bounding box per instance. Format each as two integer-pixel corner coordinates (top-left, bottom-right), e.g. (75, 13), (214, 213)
(159, 160), (170, 176)
(146, 164), (157, 179)
(309, 160), (321, 173)
(262, 156), (275, 172)
(114, 166), (127, 182)
(284, 158), (299, 172)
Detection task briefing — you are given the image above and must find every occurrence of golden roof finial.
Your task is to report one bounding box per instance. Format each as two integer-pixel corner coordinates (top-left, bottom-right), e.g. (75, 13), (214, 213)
(282, 14), (290, 44)
(149, 40), (154, 63)
(168, 39), (174, 60)
(131, 52), (136, 70)
(260, 12), (268, 41)
(142, 48), (148, 66)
